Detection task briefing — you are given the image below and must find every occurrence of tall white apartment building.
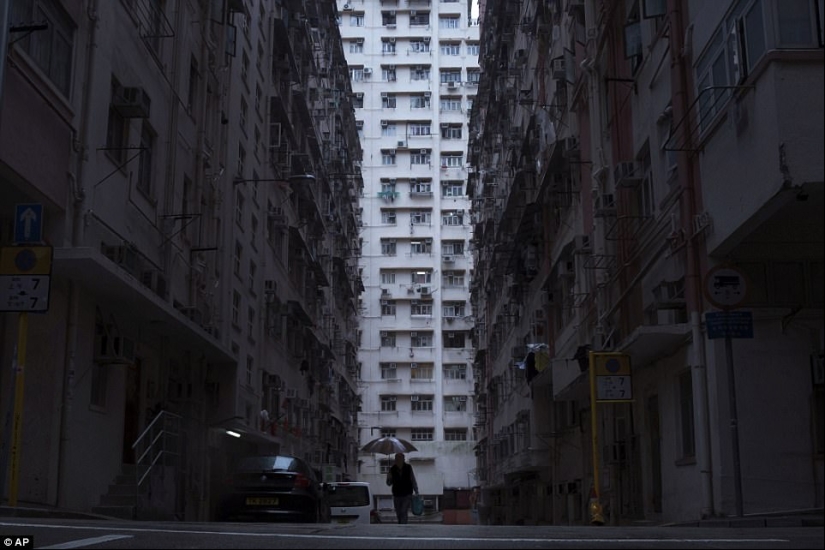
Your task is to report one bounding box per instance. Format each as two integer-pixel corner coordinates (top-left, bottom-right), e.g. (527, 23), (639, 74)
(337, 0), (480, 514)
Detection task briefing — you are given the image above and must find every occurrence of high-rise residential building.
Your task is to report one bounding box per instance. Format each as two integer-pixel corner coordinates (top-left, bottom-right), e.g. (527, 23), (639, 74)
(337, 0), (480, 517)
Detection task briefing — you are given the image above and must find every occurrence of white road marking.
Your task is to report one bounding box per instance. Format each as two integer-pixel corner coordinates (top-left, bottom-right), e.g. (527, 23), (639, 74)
(0, 520), (791, 544)
(39, 534), (133, 549)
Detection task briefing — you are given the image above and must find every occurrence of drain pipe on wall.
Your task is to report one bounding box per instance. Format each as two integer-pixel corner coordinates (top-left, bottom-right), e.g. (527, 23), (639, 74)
(56, 0), (99, 508)
(669, 0), (714, 519)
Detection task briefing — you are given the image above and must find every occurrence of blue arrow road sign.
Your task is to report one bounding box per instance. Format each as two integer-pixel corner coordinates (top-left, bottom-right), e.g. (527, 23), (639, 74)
(14, 203), (43, 244)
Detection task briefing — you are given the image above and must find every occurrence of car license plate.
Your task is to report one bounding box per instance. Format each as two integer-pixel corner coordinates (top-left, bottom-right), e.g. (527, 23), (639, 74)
(246, 497), (278, 506)
(336, 518), (351, 524)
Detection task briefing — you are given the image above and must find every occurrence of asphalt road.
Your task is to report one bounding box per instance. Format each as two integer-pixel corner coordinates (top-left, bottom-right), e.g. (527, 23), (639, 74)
(1, 518), (823, 549)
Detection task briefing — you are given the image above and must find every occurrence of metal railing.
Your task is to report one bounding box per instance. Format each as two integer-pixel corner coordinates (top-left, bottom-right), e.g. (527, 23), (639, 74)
(131, 410), (183, 507)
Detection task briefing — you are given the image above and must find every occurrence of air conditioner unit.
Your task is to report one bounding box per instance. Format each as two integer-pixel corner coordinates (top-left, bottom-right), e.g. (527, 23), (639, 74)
(355, 92), (364, 99)
(423, 37), (430, 43)
(410, 362), (418, 368)
(614, 161), (642, 187)
(343, 3), (352, 11)
(410, 395), (419, 401)
(398, 140), (407, 147)
(458, 396), (467, 402)
(419, 286), (431, 295)
(381, 287), (390, 295)
(443, 255), (454, 263)
(419, 149), (428, 155)
(113, 86), (151, 118)
(386, 148), (396, 155)
(424, 91), (431, 98)
(410, 331), (418, 337)
(285, 388), (298, 399)
(389, 362), (397, 368)
(381, 120), (389, 127)
(389, 37), (396, 43)
(381, 91), (389, 98)
(410, 10), (417, 16)
(448, 82), (457, 88)
(363, 67), (373, 75)
(380, 300), (389, 305)
(380, 331), (389, 337)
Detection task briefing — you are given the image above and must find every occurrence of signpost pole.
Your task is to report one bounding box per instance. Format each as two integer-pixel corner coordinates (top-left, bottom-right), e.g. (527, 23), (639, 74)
(8, 312), (28, 507)
(724, 330), (744, 517)
(588, 351), (604, 525)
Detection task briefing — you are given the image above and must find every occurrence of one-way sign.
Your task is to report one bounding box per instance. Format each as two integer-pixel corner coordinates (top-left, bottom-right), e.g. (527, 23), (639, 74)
(14, 203), (43, 244)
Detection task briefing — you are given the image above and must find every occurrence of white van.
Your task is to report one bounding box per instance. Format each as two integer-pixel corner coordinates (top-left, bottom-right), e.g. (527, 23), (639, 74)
(326, 481), (374, 524)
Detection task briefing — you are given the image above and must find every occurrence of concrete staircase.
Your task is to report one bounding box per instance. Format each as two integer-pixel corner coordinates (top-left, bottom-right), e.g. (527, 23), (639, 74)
(91, 463), (143, 520)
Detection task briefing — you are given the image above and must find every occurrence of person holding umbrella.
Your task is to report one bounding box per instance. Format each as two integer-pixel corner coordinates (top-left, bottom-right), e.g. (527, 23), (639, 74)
(386, 452), (419, 524)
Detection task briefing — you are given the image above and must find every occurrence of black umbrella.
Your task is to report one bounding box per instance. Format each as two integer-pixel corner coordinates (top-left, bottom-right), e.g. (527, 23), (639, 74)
(361, 436), (418, 455)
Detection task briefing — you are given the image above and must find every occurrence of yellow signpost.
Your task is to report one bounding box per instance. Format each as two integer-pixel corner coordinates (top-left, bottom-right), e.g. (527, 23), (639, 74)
(588, 351), (633, 525)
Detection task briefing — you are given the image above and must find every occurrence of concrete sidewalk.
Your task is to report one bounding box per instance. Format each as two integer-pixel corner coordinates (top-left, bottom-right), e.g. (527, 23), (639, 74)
(661, 508), (824, 528)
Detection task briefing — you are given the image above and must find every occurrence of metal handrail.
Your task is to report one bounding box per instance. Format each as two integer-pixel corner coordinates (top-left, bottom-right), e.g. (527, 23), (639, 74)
(130, 410), (183, 517)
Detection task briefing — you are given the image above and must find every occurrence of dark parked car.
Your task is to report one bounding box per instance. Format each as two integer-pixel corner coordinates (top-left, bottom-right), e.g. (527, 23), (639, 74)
(217, 455), (331, 523)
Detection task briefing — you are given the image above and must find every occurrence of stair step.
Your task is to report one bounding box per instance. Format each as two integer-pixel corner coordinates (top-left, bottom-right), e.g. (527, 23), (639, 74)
(91, 505), (135, 520)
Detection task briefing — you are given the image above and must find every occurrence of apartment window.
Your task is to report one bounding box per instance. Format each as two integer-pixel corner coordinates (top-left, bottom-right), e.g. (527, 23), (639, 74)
(381, 300), (397, 316)
(246, 307), (255, 339)
(380, 332), (396, 347)
(411, 180), (433, 195)
(380, 272), (397, 284)
(234, 241), (243, 276)
(137, 123), (156, 198)
(381, 395), (397, 412)
(466, 69), (481, 84)
(411, 301), (433, 316)
(411, 365), (433, 380)
(441, 125), (463, 140)
(245, 355), (254, 386)
(381, 238), (397, 255)
(382, 94), (398, 108)
(241, 51), (249, 85)
(440, 97), (462, 111)
(444, 396), (467, 412)
(411, 150), (431, 165)
(381, 210), (397, 225)
(411, 332), (433, 346)
(445, 428), (468, 441)
(382, 40), (396, 54)
(441, 154), (463, 168)
(442, 210), (464, 225)
(411, 428), (434, 441)
(443, 241), (465, 255)
(350, 14), (364, 27)
(410, 40), (430, 53)
(439, 15), (461, 29)
(466, 43), (480, 56)
(235, 189), (244, 225)
(444, 363), (467, 380)
(412, 270), (432, 284)
(382, 151), (397, 165)
(382, 11), (397, 25)
(440, 69), (462, 83)
(11, 0), (74, 97)
(248, 260), (257, 291)
(381, 363), (398, 379)
(411, 395), (434, 412)
(409, 123), (431, 136)
(411, 66), (430, 80)
(442, 181), (464, 197)
(410, 94), (430, 108)
(106, 80), (128, 165)
(444, 331), (466, 349)
(442, 270), (465, 287)
(240, 97), (248, 132)
(410, 239), (431, 254)
(410, 210), (431, 224)
(382, 65), (397, 80)
(442, 302), (466, 319)
(232, 290), (241, 325)
(410, 12), (431, 26)
(440, 42), (461, 55)
(678, 369), (696, 459)
(349, 39), (364, 53)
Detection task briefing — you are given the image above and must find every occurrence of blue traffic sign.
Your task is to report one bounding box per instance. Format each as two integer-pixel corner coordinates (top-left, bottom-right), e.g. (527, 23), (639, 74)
(706, 311), (754, 339)
(14, 203), (43, 244)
